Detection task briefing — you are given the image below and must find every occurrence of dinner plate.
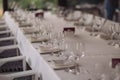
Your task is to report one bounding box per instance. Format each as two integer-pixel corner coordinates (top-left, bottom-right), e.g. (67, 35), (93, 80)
(30, 37), (49, 43)
(38, 46), (63, 54)
(49, 60), (76, 70)
(21, 28), (39, 34)
(97, 33), (111, 40)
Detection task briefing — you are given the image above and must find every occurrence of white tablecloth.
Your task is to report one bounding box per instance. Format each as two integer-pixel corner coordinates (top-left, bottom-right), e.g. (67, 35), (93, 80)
(4, 11), (120, 80)
(4, 12), (61, 80)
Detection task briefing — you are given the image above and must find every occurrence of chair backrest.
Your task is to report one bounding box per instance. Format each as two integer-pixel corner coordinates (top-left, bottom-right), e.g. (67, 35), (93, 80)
(0, 37), (16, 47)
(0, 30), (11, 35)
(64, 10), (82, 21)
(112, 23), (120, 40)
(0, 45), (18, 51)
(0, 21), (6, 26)
(79, 13), (94, 26)
(0, 56), (26, 73)
(0, 70), (39, 80)
(101, 20), (120, 38)
(92, 16), (106, 31)
(0, 48), (20, 59)
(0, 45), (18, 57)
(72, 11), (82, 20)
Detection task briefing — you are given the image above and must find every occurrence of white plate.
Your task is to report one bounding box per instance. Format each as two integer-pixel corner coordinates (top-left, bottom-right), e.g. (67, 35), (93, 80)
(48, 60), (76, 70)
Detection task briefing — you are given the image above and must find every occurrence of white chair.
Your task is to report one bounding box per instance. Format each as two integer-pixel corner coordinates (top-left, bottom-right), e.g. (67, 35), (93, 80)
(80, 13), (94, 32)
(72, 11), (82, 21)
(100, 20), (119, 40)
(0, 25), (9, 31)
(83, 13), (94, 25)
(0, 37), (15, 42)
(0, 29), (13, 38)
(0, 21), (6, 25)
(0, 56), (26, 72)
(92, 16), (106, 32)
(64, 10), (82, 21)
(0, 45), (18, 51)
(0, 30), (11, 35)
(0, 45), (18, 55)
(74, 13), (94, 30)
(90, 16), (106, 36)
(0, 70), (39, 80)
(0, 36), (17, 48)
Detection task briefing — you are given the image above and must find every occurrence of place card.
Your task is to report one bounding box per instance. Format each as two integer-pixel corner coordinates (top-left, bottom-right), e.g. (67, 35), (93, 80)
(63, 27), (75, 32)
(35, 12), (44, 18)
(112, 58), (120, 68)
(63, 27), (75, 36)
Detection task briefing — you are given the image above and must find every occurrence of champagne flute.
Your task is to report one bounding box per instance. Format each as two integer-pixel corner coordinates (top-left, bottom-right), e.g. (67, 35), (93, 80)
(75, 42), (85, 60)
(108, 24), (116, 46)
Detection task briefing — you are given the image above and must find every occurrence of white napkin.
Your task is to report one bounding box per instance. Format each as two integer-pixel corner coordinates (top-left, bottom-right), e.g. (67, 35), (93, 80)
(30, 36), (49, 43)
(39, 46), (62, 54)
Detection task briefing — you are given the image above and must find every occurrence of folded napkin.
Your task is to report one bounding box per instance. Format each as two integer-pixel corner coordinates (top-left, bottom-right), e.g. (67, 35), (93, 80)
(22, 28), (39, 34)
(74, 22), (84, 26)
(39, 46), (62, 54)
(30, 37), (49, 43)
(98, 34), (111, 40)
(85, 27), (93, 32)
(19, 23), (32, 27)
(50, 60), (76, 70)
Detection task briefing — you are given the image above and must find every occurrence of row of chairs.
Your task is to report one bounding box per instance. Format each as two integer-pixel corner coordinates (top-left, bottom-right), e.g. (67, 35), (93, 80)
(0, 18), (39, 80)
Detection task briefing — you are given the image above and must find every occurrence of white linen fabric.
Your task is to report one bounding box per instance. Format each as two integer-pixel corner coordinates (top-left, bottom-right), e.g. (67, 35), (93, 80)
(4, 11), (120, 80)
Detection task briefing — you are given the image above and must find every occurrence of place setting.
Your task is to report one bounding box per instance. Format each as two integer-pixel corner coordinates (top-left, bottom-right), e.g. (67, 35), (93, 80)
(48, 59), (78, 71)
(21, 27), (39, 34)
(45, 39), (86, 75)
(36, 45), (63, 55)
(27, 34), (50, 43)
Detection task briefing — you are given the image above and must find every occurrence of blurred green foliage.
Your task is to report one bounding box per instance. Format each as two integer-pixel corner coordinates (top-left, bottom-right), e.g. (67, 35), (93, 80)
(7, 0), (58, 9)
(0, 0), (103, 9)
(0, 0), (2, 7)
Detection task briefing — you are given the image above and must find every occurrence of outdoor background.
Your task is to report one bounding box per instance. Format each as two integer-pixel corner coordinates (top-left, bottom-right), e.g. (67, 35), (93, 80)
(0, 0), (104, 16)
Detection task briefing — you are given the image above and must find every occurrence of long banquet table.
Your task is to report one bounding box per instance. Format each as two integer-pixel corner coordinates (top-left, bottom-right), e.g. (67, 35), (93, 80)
(4, 11), (120, 80)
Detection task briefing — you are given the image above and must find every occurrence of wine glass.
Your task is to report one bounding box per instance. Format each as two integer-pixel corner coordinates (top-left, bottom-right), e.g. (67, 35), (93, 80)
(73, 41), (86, 74)
(72, 42), (84, 61)
(112, 24), (120, 47)
(108, 24), (116, 46)
(114, 63), (120, 80)
(57, 27), (81, 74)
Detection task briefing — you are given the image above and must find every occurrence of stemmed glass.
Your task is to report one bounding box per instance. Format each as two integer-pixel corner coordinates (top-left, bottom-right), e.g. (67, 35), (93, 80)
(60, 42), (76, 73)
(116, 26), (120, 47)
(61, 40), (86, 75)
(113, 63), (120, 80)
(108, 24), (117, 46)
(112, 24), (120, 47)
(49, 32), (65, 56)
(73, 41), (86, 74)
(74, 41), (85, 61)
(90, 22), (100, 36)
